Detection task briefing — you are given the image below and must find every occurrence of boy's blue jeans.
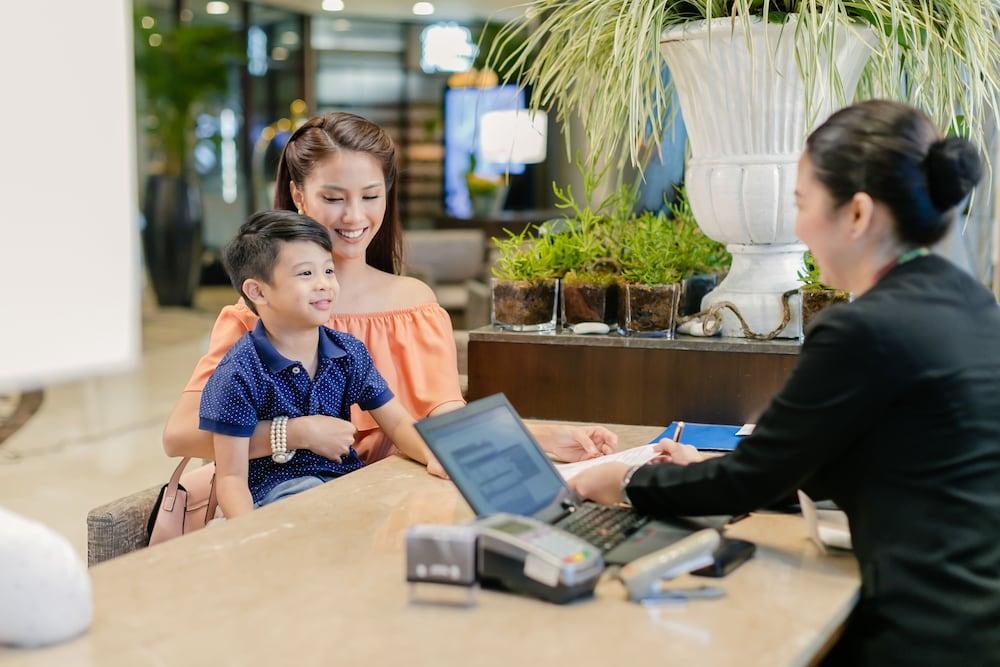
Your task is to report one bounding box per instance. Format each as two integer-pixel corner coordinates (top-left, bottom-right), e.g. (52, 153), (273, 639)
(254, 476), (328, 508)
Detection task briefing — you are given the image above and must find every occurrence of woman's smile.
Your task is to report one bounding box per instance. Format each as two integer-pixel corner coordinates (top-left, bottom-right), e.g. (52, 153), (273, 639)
(334, 227), (367, 242)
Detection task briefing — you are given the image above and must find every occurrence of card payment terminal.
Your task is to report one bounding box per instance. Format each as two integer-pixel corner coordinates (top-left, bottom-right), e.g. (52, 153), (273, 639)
(476, 513), (604, 604)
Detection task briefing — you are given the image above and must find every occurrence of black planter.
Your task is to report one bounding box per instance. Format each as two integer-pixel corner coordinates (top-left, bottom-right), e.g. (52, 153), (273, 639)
(680, 273), (720, 316)
(142, 174), (204, 307)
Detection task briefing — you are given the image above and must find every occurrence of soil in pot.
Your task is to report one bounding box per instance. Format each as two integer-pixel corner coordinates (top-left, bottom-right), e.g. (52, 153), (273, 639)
(619, 283), (680, 336)
(492, 279), (558, 329)
(562, 282), (610, 325)
(801, 288), (850, 332)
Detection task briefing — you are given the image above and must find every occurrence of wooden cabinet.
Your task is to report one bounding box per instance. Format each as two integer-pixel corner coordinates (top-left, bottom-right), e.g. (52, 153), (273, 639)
(467, 328), (800, 426)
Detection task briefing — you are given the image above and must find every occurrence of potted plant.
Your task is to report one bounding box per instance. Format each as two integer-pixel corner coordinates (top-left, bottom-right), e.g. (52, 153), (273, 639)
(665, 187), (731, 316)
(465, 154), (507, 218)
(488, 1), (1000, 338)
(616, 211), (683, 337)
(490, 226), (559, 331)
(549, 180), (631, 327)
(135, 13), (241, 306)
(798, 252), (850, 333)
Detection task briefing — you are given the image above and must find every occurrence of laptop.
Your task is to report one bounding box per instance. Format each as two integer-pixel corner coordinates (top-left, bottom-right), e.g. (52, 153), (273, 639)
(415, 393), (697, 565)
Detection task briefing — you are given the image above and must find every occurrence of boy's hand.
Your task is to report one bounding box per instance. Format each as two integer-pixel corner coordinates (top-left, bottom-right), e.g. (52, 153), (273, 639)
(288, 415), (356, 462)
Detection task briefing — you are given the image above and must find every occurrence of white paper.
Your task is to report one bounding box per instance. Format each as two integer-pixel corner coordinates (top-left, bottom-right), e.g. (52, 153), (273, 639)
(797, 490), (852, 554)
(555, 445), (658, 481)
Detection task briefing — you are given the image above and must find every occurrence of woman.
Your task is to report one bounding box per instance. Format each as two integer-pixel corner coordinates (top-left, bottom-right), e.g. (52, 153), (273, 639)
(571, 101), (1000, 664)
(163, 112), (615, 470)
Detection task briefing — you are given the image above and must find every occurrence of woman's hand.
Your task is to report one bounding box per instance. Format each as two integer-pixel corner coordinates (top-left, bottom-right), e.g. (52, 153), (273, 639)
(426, 453), (449, 479)
(287, 415), (357, 462)
(530, 423), (618, 462)
(650, 439), (705, 466)
(567, 462), (631, 505)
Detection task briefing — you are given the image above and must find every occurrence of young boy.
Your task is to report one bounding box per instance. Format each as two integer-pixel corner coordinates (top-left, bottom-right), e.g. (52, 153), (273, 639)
(199, 210), (441, 519)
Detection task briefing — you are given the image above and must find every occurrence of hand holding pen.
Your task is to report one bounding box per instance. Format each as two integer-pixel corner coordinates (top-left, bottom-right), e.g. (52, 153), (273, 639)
(650, 421), (706, 466)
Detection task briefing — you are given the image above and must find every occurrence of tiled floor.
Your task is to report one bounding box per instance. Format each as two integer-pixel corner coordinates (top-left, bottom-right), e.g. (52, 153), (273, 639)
(0, 290), (233, 559)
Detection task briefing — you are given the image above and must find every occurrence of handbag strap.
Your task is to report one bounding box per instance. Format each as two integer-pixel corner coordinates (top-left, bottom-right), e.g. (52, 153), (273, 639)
(162, 457), (192, 512)
(206, 470), (219, 519)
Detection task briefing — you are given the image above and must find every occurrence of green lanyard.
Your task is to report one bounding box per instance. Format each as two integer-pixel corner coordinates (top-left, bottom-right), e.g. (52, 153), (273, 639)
(875, 247), (929, 283)
(896, 247), (930, 267)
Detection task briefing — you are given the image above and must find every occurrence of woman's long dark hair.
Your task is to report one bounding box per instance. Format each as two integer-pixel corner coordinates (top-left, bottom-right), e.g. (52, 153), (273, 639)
(274, 112), (402, 274)
(806, 100), (982, 245)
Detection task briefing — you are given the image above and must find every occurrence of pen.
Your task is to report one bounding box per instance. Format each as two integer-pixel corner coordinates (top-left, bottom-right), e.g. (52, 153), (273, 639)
(673, 421), (685, 444)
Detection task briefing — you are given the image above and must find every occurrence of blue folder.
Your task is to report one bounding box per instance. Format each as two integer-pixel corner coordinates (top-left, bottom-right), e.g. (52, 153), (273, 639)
(648, 421), (747, 452)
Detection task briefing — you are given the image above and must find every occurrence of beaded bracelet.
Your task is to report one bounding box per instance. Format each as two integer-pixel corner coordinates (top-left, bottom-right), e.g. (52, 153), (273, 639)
(270, 415), (294, 463)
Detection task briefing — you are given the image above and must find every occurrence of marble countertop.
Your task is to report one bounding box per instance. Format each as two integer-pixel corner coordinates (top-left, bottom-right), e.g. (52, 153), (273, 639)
(469, 326), (802, 355)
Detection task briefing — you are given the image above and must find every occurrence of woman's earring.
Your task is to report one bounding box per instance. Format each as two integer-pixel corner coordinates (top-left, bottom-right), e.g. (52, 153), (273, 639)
(297, 208), (304, 215)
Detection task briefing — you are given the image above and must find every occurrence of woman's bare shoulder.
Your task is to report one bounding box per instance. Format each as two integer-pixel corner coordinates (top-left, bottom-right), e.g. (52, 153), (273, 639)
(388, 273), (438, 307)
(364, 270), (438, 309)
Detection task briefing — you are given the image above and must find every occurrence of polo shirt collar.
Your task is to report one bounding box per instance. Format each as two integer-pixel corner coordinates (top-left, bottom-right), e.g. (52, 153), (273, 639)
(250, 321), (346, 374)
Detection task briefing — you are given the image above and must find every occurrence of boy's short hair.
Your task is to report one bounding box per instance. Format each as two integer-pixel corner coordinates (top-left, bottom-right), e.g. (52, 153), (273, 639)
(222, 210), (333, 314)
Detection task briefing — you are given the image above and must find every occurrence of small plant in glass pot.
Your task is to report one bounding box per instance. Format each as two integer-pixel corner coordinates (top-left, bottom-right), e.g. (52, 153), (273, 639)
(561, 269), (619, 326)
(616, 212), (683, 337)
(549, 180), (630, 327)
(666, 187), (731, 316)
(798, 252), (850, 333)
(490, 227), (559, 331)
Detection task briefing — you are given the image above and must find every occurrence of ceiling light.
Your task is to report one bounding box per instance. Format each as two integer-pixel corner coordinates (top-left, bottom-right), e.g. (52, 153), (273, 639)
(140, 16), (155, 29)
(148, 33), (162, 47)
(206, 1), (230, 15)
(412, 2), (434, 16)
(272, 47), (289, 61)
(322, 0), (345, 11)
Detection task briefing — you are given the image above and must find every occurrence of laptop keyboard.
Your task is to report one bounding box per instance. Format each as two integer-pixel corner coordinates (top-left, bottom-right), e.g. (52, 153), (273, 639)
(557, 504), (649, 552)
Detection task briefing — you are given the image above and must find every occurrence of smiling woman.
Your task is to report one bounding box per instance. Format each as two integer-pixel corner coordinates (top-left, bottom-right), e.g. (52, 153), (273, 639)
(162, 112), (618, 480)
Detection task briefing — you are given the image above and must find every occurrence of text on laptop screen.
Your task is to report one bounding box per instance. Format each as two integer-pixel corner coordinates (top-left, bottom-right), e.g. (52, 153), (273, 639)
(427, 404), (563, 516)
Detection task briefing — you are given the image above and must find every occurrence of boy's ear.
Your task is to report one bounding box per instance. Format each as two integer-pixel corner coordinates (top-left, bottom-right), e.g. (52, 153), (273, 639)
(242, 278), (267, 309)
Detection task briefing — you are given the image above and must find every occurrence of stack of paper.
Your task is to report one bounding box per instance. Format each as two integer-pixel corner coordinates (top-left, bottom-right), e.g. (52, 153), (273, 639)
(554, 445), (658, 481)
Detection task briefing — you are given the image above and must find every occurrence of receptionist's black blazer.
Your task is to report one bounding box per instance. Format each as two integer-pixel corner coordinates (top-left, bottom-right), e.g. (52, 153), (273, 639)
(627, 254), (1000, 666)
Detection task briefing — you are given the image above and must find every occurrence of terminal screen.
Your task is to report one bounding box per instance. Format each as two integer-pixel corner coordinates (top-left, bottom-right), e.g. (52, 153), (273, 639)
(426, 405), (562, 517)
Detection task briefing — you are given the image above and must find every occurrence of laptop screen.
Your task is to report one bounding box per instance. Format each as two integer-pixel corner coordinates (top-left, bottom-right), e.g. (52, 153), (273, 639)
(417, 398), (567, 517)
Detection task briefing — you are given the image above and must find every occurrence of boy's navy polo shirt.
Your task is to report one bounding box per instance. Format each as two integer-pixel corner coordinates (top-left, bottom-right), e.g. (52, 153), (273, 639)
(199, 321), (394, 503)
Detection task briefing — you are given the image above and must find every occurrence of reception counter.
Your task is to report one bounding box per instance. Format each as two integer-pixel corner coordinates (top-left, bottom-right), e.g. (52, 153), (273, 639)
(0, 425), (857, 666)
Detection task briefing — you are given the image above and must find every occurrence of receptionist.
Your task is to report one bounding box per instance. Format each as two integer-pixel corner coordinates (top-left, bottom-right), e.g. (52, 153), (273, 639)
(571, 101), (1000, 666)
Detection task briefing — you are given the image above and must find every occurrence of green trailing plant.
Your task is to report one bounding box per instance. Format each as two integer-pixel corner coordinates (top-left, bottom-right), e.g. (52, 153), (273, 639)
(797, 251), (828, 291)
(486, 0), (1000, 172)
(135, 13), (242, 176)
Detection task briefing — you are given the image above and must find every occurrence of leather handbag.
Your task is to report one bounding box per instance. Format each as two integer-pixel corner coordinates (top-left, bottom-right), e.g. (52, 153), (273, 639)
(147, 459), (218, 546)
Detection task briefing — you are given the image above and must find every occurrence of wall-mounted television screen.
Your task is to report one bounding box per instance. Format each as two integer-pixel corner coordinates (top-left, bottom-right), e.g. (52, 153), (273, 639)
(443, 85), (525, 218)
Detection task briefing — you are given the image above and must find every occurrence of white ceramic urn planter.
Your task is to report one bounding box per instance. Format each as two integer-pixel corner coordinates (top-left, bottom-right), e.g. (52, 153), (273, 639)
(661, 17), (876, 338)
